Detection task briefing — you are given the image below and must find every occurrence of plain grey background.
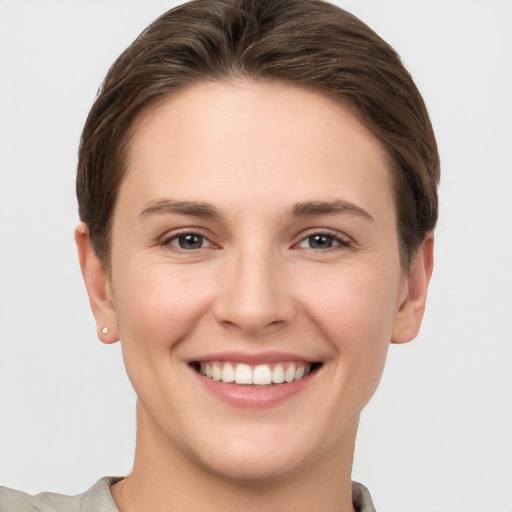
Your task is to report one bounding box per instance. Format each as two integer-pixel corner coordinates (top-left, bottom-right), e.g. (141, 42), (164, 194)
(1, 1), (511, 510)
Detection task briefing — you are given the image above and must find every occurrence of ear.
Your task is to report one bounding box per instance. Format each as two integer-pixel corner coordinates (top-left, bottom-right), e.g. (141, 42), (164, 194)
(75, 223), (119, 344)
(391, 233), (434, 344)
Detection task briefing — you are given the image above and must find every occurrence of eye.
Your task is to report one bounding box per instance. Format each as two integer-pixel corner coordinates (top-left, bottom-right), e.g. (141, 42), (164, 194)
(296, 232), (351, 250)
(162, 232), (213, 251)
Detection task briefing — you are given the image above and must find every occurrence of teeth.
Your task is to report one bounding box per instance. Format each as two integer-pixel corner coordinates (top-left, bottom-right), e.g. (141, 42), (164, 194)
(253, 364), (272, 385)
(212, 363), (222, 381)
(284, 365), (295, 383)
(234, 363), (252, 384)
(198, 361), (314, 385)
(272, 364), (285, 384)
(221, 363), (235, 383)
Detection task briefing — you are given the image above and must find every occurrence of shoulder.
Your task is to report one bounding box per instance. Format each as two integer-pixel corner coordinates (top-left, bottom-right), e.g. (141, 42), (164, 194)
(352, 481), (378, 512)
(0, 485), (84, 512)
(0, 477), (121, 512)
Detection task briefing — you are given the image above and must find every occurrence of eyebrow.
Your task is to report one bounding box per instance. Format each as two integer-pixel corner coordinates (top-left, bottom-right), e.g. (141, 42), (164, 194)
(139, 198), (373, 222)
(290, 200), (374, 222)
(139, 199), (222, 220)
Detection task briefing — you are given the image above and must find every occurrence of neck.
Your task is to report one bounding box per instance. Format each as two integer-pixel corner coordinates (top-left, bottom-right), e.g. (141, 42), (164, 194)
(111, 402), (358, 512)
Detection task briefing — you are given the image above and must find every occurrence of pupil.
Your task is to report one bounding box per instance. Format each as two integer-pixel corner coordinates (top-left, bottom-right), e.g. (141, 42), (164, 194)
(310, 234), (332, 249)
(179, 234), (203, 249)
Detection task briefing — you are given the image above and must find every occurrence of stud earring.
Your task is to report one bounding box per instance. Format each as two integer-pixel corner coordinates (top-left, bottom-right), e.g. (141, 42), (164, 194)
(101, 327), (109, 334)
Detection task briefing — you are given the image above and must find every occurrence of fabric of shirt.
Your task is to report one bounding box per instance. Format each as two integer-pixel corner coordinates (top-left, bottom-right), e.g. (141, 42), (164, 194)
(0, 477), (377, 511)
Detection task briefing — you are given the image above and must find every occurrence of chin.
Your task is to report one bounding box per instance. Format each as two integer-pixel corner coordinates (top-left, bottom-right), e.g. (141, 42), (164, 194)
(186, 422), (330, 484)
(198, 445), (306, 484)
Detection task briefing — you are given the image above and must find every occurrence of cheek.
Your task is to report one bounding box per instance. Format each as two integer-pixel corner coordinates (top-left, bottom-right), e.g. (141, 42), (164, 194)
(301, 264), (400, 345)
(112, 263), (214, 354)
(111, 265), (217, 413)
(300, 265), (400, 393)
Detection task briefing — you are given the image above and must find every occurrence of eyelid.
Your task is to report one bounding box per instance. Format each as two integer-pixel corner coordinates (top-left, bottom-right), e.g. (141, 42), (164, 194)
(293, 228), (353, 250)
(159, 227), (219, 251)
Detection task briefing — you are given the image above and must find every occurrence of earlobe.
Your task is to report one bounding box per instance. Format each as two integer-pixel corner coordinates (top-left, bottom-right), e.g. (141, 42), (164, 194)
(391, 234), (434, 344)
(75, 223), (119, 344)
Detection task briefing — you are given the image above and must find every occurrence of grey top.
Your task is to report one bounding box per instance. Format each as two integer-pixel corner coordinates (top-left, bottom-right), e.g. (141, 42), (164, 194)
(0, 478), (377, 512)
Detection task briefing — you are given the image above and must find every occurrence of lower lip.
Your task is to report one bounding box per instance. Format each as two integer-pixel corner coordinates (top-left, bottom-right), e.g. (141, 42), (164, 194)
(195, 369), (317, 408)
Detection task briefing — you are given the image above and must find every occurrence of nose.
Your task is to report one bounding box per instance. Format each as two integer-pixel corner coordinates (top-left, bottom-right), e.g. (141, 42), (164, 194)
(212, 248), (296, 335)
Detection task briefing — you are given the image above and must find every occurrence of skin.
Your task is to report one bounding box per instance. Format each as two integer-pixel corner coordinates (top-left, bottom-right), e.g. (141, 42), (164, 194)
(76, 81), (433, 512)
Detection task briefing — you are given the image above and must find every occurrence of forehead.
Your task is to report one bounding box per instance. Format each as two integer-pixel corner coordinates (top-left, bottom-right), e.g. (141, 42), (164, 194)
(121, 80), (394, 222)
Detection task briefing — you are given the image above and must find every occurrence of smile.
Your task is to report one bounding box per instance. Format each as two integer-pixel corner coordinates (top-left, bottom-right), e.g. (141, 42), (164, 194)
(191, 361), (321, 386)
(189, 357), (323, 407)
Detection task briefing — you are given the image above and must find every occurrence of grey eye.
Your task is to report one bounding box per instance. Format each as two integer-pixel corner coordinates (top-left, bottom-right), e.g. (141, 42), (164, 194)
(176, 234), (205, 250)
(297, 232), (350, 250)
(307, 234), (335, 249)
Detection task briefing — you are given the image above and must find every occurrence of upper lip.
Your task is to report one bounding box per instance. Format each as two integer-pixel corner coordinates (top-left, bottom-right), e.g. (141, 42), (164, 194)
(187, 351), (319, 365)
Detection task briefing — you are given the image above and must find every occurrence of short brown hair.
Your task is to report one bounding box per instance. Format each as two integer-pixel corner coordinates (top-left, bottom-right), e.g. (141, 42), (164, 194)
(77, 0), (439, 268)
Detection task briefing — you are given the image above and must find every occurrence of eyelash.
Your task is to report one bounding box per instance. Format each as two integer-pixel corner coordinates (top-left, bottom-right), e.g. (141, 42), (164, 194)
(295, 230), (352, 251)
(159, 229), (352, 253)
(160, 230), (215, 252)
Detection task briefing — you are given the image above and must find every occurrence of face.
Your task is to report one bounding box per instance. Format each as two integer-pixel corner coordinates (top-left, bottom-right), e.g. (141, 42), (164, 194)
(81, 81), (430, 483)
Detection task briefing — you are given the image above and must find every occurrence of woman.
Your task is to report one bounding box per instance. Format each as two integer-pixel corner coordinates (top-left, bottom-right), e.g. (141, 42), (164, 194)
(1, 0), (438, 510)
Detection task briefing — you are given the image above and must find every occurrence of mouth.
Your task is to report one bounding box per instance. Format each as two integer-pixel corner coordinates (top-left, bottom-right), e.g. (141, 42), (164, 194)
(189, 360), (322, 386)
